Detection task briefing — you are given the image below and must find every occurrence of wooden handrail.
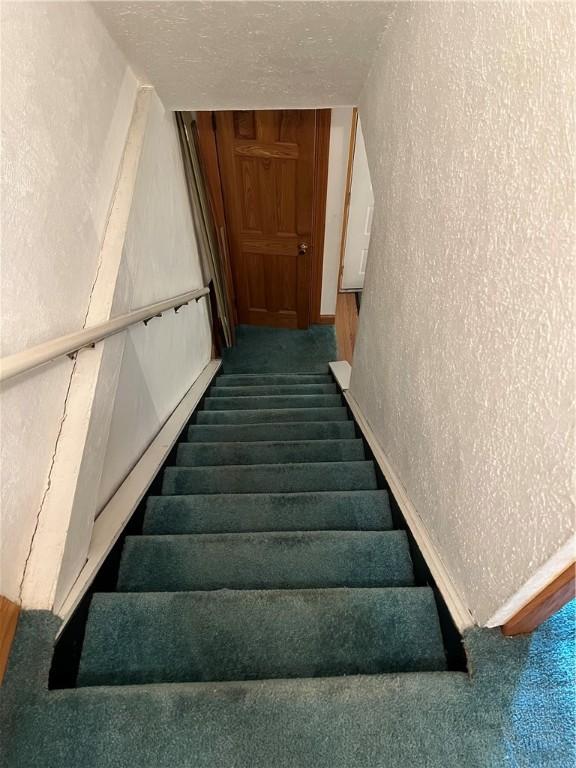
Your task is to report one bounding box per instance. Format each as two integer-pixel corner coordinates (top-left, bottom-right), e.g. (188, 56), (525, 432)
(0, 287), (210, 384)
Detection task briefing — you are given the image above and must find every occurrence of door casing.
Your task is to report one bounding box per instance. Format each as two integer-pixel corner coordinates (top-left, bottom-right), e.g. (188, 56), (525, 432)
(196, 109), (331, 329)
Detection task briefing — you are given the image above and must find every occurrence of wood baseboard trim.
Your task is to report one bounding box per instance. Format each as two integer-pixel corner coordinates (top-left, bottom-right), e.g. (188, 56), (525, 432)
(55, 359), (222, 629)
(486, 533), (576, 627)
(502, 562), (575, 636)
(318, 314), (335, 325)
(343, 391), (474, 632)
(0, 596), (20, 685)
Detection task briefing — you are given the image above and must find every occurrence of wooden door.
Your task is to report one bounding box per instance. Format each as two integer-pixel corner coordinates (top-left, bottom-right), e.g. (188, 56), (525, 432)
(214, 110), (317, 329)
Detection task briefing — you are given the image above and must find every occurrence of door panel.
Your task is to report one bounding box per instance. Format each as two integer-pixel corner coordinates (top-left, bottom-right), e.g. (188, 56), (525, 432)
(238, 159), (261, 231)
(215, 110), (316, 328)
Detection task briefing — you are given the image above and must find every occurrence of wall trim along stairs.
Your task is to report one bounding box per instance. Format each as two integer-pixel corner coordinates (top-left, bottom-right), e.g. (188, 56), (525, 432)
(55, 359), (221, 630)
(333, 361), (575, 632)
(17, 87), (152, 613)
(330, 361), (474, 632)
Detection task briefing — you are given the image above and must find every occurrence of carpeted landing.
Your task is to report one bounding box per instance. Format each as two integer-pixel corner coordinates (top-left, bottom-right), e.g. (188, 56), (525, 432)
(2, 327), (575, 766)
(221, 324), (337, 373)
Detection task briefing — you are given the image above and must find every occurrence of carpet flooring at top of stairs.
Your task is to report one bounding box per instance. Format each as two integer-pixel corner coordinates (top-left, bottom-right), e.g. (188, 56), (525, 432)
(221, 324), (337, 373)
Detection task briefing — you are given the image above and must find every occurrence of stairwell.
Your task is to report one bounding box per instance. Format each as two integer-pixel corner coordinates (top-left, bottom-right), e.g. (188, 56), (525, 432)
(74, 364), (450, 687)
(5, 328), (574, 768)
(2, 0), (573, 759)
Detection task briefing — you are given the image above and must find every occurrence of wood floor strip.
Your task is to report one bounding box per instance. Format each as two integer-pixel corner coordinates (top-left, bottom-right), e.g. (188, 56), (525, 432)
(335, 292), (359, 364)
(502, 563), (575, 636)
(0, 595), (20, 684)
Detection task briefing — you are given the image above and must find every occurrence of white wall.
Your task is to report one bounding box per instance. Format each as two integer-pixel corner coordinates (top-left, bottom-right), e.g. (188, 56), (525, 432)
(97, 92), (211, 508)
(321, 107), (354, 316)
(351, 2), (575, 625)
(1, 5), (211, 611)
(0, 2), (138, 603)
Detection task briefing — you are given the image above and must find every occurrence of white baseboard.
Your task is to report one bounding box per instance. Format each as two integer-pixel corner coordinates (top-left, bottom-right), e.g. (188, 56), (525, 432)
(329, 360), (351, 391)
(343, 391), (475, 632)
(56, 359), (221, 629)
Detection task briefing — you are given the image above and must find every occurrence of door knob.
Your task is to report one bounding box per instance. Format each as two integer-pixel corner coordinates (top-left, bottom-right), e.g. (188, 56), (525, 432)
(298, 242), (309, 255)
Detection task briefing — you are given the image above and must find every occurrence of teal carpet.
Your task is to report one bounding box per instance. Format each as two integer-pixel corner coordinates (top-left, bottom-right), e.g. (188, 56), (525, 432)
(2, 326), (575, 766)
(2, 604), (574, 767)
(221, 324), (337, 373)
(143, 490), (393, 534)
(116, 530), (415, 591)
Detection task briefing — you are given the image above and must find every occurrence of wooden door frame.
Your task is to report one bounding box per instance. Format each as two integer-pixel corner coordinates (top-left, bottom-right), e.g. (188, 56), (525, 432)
(195, 112), (238, 331)
(337, 107), (359, 293)
(196, 109), (331, 329)
(310, 109), (331, 324)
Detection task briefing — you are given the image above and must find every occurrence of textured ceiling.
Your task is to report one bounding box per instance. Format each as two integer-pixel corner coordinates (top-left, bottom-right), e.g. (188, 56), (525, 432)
(94, 1), (396, 109)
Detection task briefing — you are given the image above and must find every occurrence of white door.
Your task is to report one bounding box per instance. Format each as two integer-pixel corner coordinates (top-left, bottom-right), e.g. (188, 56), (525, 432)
(341, 118), (374, 291)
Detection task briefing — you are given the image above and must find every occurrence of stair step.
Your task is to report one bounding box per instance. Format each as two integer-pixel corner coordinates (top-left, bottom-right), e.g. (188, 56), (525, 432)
(162, 461), (377, 495)
(117, 531), (414, 592)
(203, 394), (342, 411)
(38, 670), (470, 767)
(210, 384), (338, 396)
(143, 490), (393, 534)
(196, 407), (349, 425)
(77, 587), (447, 686)
(176, 439), (365, 467)
(187, 421), (356, 443)
(215, 374), (333, 387)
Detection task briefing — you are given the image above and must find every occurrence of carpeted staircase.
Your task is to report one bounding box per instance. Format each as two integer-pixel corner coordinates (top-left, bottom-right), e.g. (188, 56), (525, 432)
(76, 368), (449, 689)
(4, 328), (574, 767)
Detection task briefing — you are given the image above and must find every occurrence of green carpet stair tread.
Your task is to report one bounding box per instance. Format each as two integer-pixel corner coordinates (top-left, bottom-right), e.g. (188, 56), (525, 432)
(209, 384), (338, 396)
(77, 587), (447, 686)
(196, 407), (349, 424)
(162, 461), (377, 495)
(203, 394), (343, 410)
(143, 490), (393, 534)
(215, 373), (333, 386)
(116, 531), (414, 592)
(176, 439), (365, 466)
(186, 421), (357, 443)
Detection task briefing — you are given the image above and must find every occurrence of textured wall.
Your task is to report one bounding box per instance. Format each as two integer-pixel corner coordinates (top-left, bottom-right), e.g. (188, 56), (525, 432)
(97, 91), (211, 508)
(351, 2), (574, 624)
(0, 2), (138, 602)
(94, 1), (395, 110)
